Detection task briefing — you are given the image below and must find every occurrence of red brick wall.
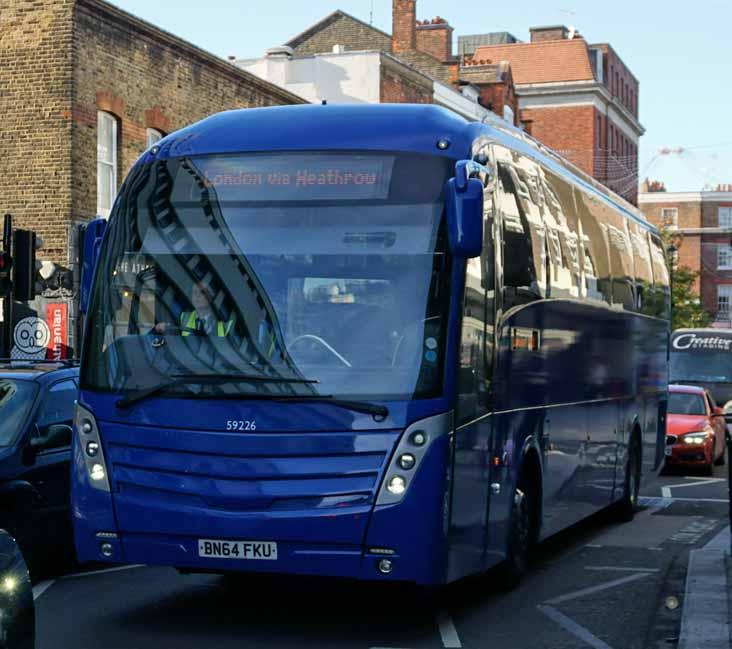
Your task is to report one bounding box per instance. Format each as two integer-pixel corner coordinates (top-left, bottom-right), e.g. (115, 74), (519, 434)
(520, 105), (596, 178)
(392, 0), (416, 53)
(380, 66), (432, 104)
(641, 200), (703, 295)
(595, 44), (638, 118)
(415, 24), (452, 61)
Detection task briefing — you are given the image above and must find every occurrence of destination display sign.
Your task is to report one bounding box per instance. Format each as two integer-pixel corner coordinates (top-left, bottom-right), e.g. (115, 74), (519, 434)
(179, 154), (394, 202)
(671, 331), (732, 352)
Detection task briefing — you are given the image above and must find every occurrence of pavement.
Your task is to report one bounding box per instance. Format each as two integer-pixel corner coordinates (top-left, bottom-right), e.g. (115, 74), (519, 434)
(29, 463), (731, 649)
(678, 526), (731, 649)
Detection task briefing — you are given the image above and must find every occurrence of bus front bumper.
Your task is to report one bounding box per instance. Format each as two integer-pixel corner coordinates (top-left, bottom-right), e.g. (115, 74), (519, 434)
(74, 529), (439, 584)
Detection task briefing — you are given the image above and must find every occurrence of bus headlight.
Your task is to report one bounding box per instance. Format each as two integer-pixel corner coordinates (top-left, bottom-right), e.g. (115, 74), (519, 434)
(74, 403), (111, 492)
(387, 475), (407, 494)
(376, 412), (452, 506)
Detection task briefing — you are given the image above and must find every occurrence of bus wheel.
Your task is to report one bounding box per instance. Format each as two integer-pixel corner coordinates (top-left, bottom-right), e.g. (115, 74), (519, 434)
(615, 434), (640, 523)
(500, 482), (536, 590)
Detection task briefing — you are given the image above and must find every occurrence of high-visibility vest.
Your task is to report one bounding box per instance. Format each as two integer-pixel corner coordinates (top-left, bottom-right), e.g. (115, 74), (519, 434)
(179, 311), (233, 337)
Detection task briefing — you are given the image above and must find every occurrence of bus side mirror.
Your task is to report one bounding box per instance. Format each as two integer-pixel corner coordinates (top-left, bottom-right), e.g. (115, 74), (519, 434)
(80, 218), (107, 314)
(446, 161), (484, 259)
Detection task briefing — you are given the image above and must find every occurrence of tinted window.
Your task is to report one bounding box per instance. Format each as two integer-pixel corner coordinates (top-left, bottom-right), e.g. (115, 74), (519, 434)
(36, 380), (77, 430)
(574, 189), (612, 305)
(497, 164), (543, 309)
(542, 171), (581, 299)
(0, 379), (38, 446)
(629, 221), (654, 314)
(668, 392), (706, 416)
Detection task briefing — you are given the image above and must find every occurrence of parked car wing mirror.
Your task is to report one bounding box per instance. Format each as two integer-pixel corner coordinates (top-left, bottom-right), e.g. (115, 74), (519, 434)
(0, 529), (35, 649)
(714, 406), (725, 416)
(30, 423), (72, 452)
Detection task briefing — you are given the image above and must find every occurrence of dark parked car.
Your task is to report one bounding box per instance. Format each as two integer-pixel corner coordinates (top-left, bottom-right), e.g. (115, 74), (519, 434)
(0, 529), (34, 649)
(0, 362), (79, 577)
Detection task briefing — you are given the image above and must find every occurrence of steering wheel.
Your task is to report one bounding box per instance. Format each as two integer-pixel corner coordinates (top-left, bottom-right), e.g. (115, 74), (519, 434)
(288, 334), (352, 367)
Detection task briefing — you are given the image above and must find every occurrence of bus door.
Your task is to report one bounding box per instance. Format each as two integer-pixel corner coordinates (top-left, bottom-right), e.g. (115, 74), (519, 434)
(447, 169), (497, 581)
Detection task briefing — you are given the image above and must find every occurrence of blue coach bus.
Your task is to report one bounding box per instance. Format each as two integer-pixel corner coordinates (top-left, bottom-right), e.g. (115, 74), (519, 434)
(72, 104), (670, 586)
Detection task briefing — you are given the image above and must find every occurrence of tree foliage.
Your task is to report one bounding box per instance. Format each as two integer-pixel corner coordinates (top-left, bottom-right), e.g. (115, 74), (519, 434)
(670, 264), (713, 330)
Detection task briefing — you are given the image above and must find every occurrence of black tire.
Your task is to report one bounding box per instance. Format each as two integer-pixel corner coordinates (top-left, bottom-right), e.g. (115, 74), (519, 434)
(616, 433), (640, 523)
(499, 477), (537, 590)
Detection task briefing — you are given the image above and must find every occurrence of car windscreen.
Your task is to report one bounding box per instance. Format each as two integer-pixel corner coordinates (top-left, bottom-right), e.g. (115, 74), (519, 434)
(668, 392), (706, 416)
(0, 379), (38, 446)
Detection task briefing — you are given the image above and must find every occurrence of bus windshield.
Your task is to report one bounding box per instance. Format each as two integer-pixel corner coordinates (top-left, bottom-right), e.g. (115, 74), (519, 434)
(670, 352), (732, 383)
(81, 152), (453, 402)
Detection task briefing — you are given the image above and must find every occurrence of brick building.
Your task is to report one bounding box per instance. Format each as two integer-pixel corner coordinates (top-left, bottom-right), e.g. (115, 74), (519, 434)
(271, 2), (643, 205)
(639, 186), (732, 325)
(473, 27), (644, 204)
(1, 0), (303, 356)
(267, 2), (520, 124)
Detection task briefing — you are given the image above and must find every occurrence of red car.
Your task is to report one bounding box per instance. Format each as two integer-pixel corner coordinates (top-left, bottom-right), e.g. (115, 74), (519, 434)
(666, 385), (727, 474)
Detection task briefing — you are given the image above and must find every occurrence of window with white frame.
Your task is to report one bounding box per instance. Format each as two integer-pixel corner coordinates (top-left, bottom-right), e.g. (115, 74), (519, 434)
(719, 244), (732, 270)
(146, 128), (164, 148)
(97, 111), (118, 218)
(719, 207), (732, 229)
(661, 207), (678, 229)
(717, 285), (732, 320)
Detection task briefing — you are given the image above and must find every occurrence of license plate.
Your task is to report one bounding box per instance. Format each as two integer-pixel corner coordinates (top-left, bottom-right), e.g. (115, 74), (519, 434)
(197, 539), (277, 561)
(665, 447), (673, 456)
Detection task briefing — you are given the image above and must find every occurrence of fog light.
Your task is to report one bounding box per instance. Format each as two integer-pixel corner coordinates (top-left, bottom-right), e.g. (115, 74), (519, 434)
(90, 464), (106, 481)
(387, 475), (406, 495)
(398, 453), (416, 470)
(86, 441), (99, 457)
(81, 420), (93, 434)
(377, 558), (393, 574)
(100, 542), (114, 558)
(410, 431), (427, 446)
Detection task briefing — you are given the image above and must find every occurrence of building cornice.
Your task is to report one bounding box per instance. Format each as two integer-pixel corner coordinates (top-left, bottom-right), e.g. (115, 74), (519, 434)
(77, 0), (307, 106)
(639, 192), (732, 204)
(516, 80), (645, 137)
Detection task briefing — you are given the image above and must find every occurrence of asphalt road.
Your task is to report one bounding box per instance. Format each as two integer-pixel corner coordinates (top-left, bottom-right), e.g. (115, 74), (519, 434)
(32, 462), (730, 649)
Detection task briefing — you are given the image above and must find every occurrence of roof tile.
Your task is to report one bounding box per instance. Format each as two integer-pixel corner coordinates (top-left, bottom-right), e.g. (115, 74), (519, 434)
(472, 39), (594, 85)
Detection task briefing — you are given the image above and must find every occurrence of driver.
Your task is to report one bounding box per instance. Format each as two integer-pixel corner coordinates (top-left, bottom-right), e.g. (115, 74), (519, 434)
(155, 282), (233, 337)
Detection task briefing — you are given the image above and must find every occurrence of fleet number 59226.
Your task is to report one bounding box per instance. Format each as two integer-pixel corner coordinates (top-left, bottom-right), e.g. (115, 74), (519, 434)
(226, 420), (256, 431)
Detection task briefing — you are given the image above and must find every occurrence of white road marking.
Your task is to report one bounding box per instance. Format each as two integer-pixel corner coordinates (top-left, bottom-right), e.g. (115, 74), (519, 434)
(661, 487), (672, 498)
(32, 579), (55, 600)
(545, 572), (650, 605)
(661, 478), (725, 500)
(436, 610), (462, 648)
(61, 564), (145, 580)
(585, 544), (604, 548)
(584, 566), (660, 573)
(538, 605), (614, 649)
(645, 494), (729, 504)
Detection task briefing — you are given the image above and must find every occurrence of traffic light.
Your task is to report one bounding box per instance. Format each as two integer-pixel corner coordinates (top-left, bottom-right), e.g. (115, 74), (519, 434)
(13, 230), (36, 302)
(0, 250), (12, 298)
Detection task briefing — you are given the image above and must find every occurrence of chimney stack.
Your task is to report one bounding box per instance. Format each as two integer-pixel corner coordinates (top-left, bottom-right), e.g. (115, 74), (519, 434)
(529, 25), (570, 42)
(392, 0), (416, 53)
(416, 17), (453, 61)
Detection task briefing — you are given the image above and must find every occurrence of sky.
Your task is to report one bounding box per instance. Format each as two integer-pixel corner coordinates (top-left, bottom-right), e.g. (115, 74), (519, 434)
(110, 0), (732, 192)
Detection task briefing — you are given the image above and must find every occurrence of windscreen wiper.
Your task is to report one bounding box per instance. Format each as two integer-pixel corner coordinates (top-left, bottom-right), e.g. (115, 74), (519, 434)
(263, 395), (388, 418)
(115, 373), (319, 409)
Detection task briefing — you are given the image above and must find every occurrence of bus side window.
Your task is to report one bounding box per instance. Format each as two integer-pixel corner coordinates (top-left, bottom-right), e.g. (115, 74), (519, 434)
(542, 171), (581, 299)
(497, 164), (543, 310)
(648, 233), (671, 318)
(605, 213), (636, 310)
(574, 189), (612, 306)
(629, 221), (654, 314)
